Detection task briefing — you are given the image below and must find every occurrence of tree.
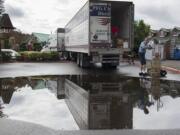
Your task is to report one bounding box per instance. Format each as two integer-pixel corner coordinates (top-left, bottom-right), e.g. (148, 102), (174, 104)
(134, 20), (151, 54)
(19, 43), (27, 51)
(9, 30), (31, 46)
(0, 0), (5, 15)
(33, 43), (42, 51)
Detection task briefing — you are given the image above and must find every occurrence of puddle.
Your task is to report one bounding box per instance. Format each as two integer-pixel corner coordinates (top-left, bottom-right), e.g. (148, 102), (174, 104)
(0, 75), (180, 130)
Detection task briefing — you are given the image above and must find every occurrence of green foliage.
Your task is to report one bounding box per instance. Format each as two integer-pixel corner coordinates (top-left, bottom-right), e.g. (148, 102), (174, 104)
(33, 43), (42, 51)
(41, 41), (47, 47)
(19, 43), (27, 51)
(1, 52), (11, 62)
(50, 52), (59, 60)
(19, 51), (59, 61)
(134, 20), (151, 53)
(19, 51), (29, 61)
(28, 52), (41, 61)
(41, 52), (51, 61)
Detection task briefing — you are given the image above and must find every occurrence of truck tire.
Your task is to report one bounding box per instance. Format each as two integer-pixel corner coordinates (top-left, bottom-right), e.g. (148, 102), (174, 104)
(102, 63), (117, 69)
(63, 52), (70, 60)
(70, 52), (77, 61)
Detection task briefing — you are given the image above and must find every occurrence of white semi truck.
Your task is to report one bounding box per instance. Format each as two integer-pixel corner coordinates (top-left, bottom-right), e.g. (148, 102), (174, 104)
(57, 0), (134, 68)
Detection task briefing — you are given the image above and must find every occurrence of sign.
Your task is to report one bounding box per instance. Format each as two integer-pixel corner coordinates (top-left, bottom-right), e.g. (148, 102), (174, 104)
(90, 3), (111, 17)
(90, 3), (111, 44)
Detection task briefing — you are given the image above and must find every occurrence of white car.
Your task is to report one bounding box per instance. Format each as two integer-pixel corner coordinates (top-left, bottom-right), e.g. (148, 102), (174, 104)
(1, 49), (21, 59)
(41, 46), (57, 52)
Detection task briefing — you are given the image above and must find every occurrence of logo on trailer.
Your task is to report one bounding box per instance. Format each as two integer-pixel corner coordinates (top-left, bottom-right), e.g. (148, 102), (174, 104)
(98, 18), (110, 25)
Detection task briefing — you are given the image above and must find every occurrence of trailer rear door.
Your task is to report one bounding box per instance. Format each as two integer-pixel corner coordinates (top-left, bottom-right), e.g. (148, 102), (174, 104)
(90, 2), (111, 45)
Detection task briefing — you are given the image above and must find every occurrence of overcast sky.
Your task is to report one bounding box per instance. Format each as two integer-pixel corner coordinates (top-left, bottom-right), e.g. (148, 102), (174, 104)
(4, 0), (180, 34)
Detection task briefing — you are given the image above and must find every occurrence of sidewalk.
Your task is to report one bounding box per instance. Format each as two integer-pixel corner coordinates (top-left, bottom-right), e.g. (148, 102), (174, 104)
(133, 60), (180, 74)
(160, 60), (180, 74)
(161, 60), (180, 69)
(1, 119), (180, 135)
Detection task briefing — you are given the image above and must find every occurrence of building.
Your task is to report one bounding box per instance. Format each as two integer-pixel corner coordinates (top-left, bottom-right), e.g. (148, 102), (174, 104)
(27, 32), (49, 51)
(148, 27), (180, 60)
(31, 32), (49, 44)
(0, 13), (14, 49)
(41, 28), (65, 52)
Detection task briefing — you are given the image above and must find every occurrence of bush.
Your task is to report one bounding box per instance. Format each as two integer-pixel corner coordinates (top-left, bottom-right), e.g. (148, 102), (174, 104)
(28, 52), (41, 61)
(18, 51), (60, 61)
(41, 52), (51, 61)
(19, 51), (29, 61)
(50, 52), (59, 60)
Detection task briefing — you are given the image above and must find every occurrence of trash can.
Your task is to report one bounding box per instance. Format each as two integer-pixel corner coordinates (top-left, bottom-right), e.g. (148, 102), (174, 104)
(174, 49), (180, 60)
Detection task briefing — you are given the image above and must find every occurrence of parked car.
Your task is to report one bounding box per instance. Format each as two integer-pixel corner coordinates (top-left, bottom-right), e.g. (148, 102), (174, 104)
(1, 49), (21, 60)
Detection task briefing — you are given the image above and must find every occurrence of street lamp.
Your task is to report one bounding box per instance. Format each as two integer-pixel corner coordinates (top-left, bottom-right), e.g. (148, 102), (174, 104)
(0, 13), (14, 62)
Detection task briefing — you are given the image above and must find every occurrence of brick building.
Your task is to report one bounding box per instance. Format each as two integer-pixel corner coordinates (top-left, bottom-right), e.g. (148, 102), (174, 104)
(150, 27), (180, 60)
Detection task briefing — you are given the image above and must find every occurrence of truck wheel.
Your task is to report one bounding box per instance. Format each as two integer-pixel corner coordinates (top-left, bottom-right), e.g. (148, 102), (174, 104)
(70, 52), (76, 61)
(63, 52), (70, 60)
(102, 63), (117, 69)
(102, 63), (109, 68)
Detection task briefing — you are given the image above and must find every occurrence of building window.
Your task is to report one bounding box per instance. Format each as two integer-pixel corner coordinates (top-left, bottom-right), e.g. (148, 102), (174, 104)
(0, 28), (12, 33)
(173, 31), (179, 37)
(159, 31), (164, 37)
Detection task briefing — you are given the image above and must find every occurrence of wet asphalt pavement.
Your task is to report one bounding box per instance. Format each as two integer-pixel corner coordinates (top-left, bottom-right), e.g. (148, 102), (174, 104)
(0, 62), (180, 81)
(1, 62), (180, 134)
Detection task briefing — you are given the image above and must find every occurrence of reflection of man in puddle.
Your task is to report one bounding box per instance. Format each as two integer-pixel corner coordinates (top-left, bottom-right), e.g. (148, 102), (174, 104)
(138, 78), (154, 114)
(150, 76), (162, 111)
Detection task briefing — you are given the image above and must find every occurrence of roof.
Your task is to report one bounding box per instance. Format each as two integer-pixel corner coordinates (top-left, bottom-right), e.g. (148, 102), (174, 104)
(150, 29), (158, 33)
(158, 38), (170, 44)
(0, 13), (14, 29)
(159, 28), (171, 32)
(172, 27), (180, 31)
(32, 32), (49, 42)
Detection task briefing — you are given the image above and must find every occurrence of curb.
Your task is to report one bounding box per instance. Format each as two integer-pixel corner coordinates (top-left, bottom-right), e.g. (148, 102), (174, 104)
(162, 66), (180, 74)
(134, 62), (180, 74)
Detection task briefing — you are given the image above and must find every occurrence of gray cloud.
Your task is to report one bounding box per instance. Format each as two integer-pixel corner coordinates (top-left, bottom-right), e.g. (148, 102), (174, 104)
(5, 0), (180, 33)
(139, 6), (177, 24)
(134, 0), (180, 29)
(56, 0), (69, 5)
(6, 4), (25, 18)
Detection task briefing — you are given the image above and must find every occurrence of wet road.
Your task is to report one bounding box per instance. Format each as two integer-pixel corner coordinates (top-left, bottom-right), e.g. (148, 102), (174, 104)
(0, 62), (180, 81)
(1, 61), (180, 130)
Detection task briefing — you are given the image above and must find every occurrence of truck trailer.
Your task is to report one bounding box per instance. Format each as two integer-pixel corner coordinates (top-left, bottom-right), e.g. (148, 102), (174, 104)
(58, 0), (134, 68)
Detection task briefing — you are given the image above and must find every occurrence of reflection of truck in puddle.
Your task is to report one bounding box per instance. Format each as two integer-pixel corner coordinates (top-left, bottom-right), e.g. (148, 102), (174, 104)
(57, 75), (180, 129)
(62, 76), (133, 129)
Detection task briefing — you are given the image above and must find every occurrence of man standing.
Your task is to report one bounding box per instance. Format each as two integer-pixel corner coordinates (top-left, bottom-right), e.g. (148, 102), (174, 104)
(138, 37), (151, 73)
